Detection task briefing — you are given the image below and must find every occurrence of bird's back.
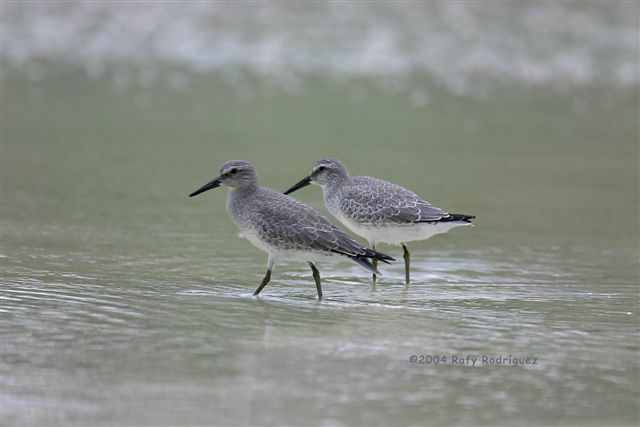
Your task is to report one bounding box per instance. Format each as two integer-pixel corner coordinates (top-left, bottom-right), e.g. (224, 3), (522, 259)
(327, 175), (449, 225)
(229, 186), (382, 258)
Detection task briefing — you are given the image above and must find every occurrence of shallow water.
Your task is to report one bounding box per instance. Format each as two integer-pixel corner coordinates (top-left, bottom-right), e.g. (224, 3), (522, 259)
(2, 2), (640, 426)
(2, 237), (638, 426)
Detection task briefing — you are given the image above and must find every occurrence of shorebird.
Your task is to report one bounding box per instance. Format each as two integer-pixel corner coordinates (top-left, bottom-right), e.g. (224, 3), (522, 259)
(284, 158), (475, 285)
(189, 160), (394, 299)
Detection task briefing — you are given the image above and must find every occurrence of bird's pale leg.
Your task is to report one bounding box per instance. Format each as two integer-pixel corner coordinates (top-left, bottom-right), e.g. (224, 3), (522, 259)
(402, 243), (410, 285)
(371, 243), (378, 285)
(309, 262), (322, 300)
(253, 256), (275, 296)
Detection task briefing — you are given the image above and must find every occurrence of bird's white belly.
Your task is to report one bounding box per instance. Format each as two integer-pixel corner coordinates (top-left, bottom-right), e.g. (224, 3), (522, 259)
(240, 229), (274, 255)
(337, 215), (471, 245)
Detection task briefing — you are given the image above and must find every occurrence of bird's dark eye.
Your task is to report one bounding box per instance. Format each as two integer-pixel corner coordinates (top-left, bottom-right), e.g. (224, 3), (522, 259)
(318, 166), (326, 172)
(230, 168), (238, 174)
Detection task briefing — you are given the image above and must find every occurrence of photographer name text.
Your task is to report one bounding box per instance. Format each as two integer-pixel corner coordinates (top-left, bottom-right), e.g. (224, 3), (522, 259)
(409, 354), (538, 367)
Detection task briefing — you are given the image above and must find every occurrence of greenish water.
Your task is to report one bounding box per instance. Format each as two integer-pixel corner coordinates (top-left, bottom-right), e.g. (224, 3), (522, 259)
(2, 70), (639, 426)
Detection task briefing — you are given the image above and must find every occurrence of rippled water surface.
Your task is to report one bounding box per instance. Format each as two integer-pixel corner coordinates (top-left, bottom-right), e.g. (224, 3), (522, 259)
(2, 2), (639, 426)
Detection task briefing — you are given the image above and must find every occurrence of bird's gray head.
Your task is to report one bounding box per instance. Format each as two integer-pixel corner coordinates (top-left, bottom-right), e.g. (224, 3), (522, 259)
(309, 158), (349, 186)
(218, 160), (258, 189)
(189, 160), (258, 197)
(283, 157), (349, 195)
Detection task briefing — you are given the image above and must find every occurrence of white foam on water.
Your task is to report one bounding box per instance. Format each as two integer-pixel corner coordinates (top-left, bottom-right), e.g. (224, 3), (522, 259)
(1, 2), (637, 97)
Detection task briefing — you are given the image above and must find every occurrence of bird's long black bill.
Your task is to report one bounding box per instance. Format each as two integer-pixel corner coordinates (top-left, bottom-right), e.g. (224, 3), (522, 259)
(283, 176), (311, 195)
(189, 177), (222, 197)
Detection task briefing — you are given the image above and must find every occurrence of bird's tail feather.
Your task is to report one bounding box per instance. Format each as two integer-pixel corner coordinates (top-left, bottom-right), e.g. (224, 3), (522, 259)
(449, 213), (475, 222)
(350, 255), (382, 276)
(363, 248), (394, 264)
(420, 213), (475, 224)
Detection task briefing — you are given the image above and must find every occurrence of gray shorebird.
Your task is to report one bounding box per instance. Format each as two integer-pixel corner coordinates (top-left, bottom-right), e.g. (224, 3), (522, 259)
(189, 160), (393, 299)
(284, 158), (474, 285)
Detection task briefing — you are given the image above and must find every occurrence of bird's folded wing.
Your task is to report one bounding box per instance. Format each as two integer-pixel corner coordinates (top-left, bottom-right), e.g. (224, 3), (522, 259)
(255, 191), (368, 256)
(341, 179), (448, 224)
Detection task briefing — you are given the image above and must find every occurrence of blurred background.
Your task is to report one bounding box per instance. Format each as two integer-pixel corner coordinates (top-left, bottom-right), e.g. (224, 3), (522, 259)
(2, 2), (639, 426)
